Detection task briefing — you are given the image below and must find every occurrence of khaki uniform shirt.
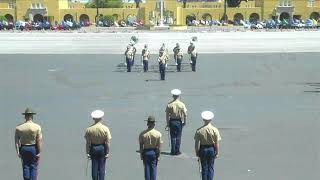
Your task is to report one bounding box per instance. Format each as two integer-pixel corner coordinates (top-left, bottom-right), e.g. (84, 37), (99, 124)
(85, 122), (112, 145)
(194, 123), (221, 146)
(15, 121), (42, 145)
(139, 128), (162, 149)
(142, 48), (150, 61)
(188, 45), (197, 58)
(176, 51), (183, 60)
(158, 54), (167, 65)
(166, 99), (187, 122)
(125, 47), (134, 59)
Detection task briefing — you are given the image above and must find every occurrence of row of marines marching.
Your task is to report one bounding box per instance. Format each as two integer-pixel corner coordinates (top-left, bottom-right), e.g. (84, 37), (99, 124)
(14, 89), (221, 180)
(124, 41), (198, 80)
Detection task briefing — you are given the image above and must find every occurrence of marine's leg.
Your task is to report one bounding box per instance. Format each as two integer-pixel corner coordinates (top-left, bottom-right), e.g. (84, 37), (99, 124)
(91, 147), (99, 180)
(207, 147), (216, 180)
(20, 146), (31, 180)
(143, 151), (151, 180)
(200, 148), (209, 180)
(98, 145), (106, 180)
(149, 151), (157, 180)
(29, 146), (38, 180)
(175, 121), (183, 154)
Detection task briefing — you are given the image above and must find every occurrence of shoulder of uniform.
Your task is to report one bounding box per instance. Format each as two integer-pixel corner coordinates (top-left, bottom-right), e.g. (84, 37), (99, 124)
(16, 122), (24, 128)
(196, 125), (206, 132)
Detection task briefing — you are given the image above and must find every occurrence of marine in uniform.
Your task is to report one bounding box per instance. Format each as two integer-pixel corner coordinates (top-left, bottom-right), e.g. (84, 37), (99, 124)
(175, 47), (183, 72)
(85, 110), (112, 180)
(125, 45), (135, 72)
(173, 43), (180, 66)
(158, 51), (168, 80)
(194, 111), (221, 180)
(132, 44), (137, 66)
(141, 44), (151, 72)
(187, 41), (198, 72)
(165, 89), (187, 155)
(159, 43), (168, 56)
(139, 116), (162, 180)
(15, 108), (43, 180)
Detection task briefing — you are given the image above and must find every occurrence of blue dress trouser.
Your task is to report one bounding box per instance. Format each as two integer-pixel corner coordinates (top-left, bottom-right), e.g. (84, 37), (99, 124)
(159, 64), (166, 80)
(126, 57), (133, 72)
(177, 59), (182, 72)
(143, 149), (158, 180)
(143, 60), (149, 72)
(20, 145), (38, 180)
(191, 56), (197, 72)
(169, 119), (182, 155)
(199, 145), (216, 180)
(90, 144), (106, 180)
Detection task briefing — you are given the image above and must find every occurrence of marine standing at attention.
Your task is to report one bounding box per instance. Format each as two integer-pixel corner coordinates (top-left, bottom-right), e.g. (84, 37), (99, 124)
(85, 110), (112, 180)
(15, 108), (43, 180)
(125, 45), (135, 72)
(158, 51), (168, 81)
(194, 111), (221, 180)
(166, 89), (187, 155)
(188, 41), (198, 72)
(142, 44), (151, 72)
(139, 116), (162, 180)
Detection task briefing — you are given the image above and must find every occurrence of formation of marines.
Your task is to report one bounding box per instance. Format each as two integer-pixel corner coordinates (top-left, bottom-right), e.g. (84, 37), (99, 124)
(15, 89), (221, 180)
(124, 37), (198, 80)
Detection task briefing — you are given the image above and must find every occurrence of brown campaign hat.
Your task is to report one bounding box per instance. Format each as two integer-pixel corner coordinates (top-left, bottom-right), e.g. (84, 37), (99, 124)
(145, 115), (156, 122)
(22, 107), (36, 115)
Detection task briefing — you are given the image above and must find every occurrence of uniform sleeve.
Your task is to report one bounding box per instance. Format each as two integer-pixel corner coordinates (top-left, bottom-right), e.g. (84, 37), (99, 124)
(183, 103), (187, 113)
(215, 129), (221, 141)
(37, 127), (43, 140)
(84, 129), (90, 142)
(165, 104), (169, 112)
(139, 132), (143, 143)
(194, 131), (199, 141)
(106, 128), (112, 141)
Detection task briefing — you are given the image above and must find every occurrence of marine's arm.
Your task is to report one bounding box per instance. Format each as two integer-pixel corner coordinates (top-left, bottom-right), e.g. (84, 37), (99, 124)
(36, 128), (42, 157)
(14, 129), (20, 158)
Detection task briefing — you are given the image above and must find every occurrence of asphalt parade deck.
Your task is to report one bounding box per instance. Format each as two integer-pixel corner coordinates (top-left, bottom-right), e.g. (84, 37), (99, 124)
(0, 53), (319, 180)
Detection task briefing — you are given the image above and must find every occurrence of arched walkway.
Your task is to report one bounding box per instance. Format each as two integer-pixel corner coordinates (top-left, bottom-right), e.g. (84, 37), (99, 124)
(202, 13), (212, 21)
(5, 14), (14, 22)
(64, 14), (74, 22)
(279, 12), (290, 21)
(34, 14), (44, 22)
(186, 14), (196, 25)
(249, 13), (260, 23)
(310, 12), (320, 20)
(79, 14), (89, 23)
(233, 13), (244, 24)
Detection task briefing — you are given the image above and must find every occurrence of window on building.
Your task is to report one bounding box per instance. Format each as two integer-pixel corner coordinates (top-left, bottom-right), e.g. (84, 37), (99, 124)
(8, 1), (15, 9)
(308, 0), (316, 7)
(279, 0), (292, 7)
(32, 3), (36, 9)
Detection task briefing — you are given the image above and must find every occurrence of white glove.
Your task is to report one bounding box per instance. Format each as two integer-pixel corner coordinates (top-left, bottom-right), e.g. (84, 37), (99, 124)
(165, 64), (168, 68)
(124, 63), (127, 66)
(190, 61), (192, 64)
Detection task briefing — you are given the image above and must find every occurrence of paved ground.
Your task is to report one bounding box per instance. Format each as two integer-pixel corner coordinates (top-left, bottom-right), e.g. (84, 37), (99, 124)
(0, 31), (320, 54)
(0, 53), (319, 180)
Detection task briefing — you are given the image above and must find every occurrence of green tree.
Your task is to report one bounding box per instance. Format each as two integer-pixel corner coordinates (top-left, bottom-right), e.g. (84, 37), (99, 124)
(0, 16), (7, 22)
(85, 0), (123, 8)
